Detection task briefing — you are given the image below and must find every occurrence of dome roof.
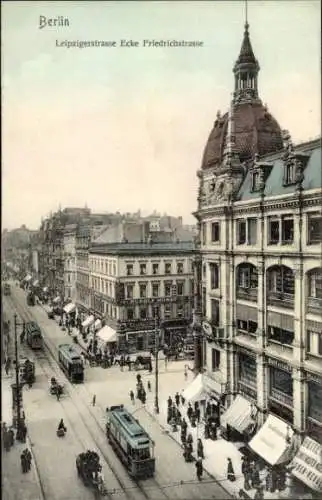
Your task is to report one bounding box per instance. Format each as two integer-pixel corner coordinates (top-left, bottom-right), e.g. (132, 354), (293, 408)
(201, 101), (284, 169)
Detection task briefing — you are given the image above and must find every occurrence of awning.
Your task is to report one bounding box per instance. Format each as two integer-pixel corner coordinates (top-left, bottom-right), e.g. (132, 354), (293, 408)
(43, 287), (48, 293)
(96, 325), (117, 344)
(236, 304), (258, 322)
(249, 414), (295, 466)
(94, 319), (102, 331)
(267, 311), (293, 331)
(82, 315), (94, 328)
(182, 374), (206, 403)
(64, 303), (76, 314)
(290, 437), (322, 492)
(32, 280), (39, 287)
(53, 296), (61, 304)
(24, 274), (32, 282)
(221, 394), (256, 434)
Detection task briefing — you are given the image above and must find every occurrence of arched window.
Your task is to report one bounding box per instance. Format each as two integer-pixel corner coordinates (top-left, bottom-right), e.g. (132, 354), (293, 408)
(307, 268), (322, 299)
(266, 265), (294, 309)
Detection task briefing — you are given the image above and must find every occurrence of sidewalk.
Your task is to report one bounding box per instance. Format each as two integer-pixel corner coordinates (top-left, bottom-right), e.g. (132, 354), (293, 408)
(1, 370), (44, 500)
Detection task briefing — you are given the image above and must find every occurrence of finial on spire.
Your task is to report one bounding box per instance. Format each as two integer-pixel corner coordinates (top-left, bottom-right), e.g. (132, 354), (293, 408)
(245, 0), (248, 29)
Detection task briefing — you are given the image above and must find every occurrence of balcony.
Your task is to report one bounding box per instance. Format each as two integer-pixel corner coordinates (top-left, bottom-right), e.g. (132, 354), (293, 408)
(266, 339), (293, 362)
(267, 291), (294, 309)
(269, 387), (293, 408)
(307, 297), (322, 316)
(236, 287), (258, 302)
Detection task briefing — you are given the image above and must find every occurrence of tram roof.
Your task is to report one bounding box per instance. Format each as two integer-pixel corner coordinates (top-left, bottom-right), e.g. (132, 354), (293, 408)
(58, 343), (82, 361)
(109, 407), (149, 440)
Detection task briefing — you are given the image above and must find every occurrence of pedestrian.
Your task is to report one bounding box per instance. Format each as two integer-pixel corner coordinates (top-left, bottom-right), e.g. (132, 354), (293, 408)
(130, 390), (135, 403)
(184, 369), (188, 380)
(197, 438), (204, 459)
(175, 392), (180, 406)
(92, 394), (96, 407)
(227, 458), (236, 482)
(196, 407), (201, 423)
(254, 486), (264, 500)
(187, 403), (193, 421)
(195, 458), (203, 481)
(180, 394), (186, 406)
(167, 396), (173, 408)
(23, 448), (32, 471)
(4, 430), (10, 452)
(147, 381), (151, 392)
(56, 387), (61, 401)
(8, 427), (15, 448)
(21, 452), (28, 473)
(194, 401), (199, 412)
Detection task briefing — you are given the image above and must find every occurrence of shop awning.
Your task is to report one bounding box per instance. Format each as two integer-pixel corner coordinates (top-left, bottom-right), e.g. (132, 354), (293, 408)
(94, 319), (102, 331)
(32, 280), (39, 287)
(290, 437), (322, 492)
(96, 325), (117, 344)
(249, 414), (295, 466)
(43, 287), (48, 293)
(82, 315), (94, 328)
(182, 374), (206, 403)
(221, 394), (256, 434)
(24, 274), (32, 282)
(64, 303), (76, 314)
(53, 296), (61, 304)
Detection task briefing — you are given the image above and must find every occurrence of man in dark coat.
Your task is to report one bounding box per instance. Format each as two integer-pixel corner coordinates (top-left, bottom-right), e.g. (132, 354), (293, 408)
(175, 392), (180, 406)
(195, 458), (203, 481)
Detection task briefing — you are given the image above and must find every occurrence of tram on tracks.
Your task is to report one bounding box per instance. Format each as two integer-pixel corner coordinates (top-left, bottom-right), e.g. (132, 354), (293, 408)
(58, 343), (84, 383)
(25, 321), (44, 350)
(106, 405), (155, 479)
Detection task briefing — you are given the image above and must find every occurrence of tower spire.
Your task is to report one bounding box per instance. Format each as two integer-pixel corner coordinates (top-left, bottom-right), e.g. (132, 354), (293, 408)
(233, 5), (261, 105)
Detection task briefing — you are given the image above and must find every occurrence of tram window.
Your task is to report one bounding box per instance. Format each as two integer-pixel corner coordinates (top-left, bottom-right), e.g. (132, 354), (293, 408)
(133, 448), (150, 460)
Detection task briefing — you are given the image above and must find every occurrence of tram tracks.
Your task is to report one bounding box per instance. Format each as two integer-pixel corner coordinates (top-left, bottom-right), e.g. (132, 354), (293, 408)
(7, 293), (171, 500)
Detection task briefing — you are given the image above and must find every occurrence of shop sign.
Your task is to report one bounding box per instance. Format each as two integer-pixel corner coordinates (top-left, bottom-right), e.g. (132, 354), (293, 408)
(307, 373), (322, 386)
(237, 346), (257, 359)
(267, 357), (292, 373)
(238, 381), (257, 401)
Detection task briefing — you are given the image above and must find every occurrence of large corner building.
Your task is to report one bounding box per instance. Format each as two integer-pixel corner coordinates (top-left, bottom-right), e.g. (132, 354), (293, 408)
(192, 19), (322, 493)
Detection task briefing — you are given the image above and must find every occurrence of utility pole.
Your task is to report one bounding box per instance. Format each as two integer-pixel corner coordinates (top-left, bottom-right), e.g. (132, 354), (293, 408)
(154, 312), (159, 414)
(13, 314), (25, 441)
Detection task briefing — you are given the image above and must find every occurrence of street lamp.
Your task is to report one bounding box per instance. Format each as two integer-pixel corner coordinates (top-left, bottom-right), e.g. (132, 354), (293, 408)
(13, 314), (25, 441)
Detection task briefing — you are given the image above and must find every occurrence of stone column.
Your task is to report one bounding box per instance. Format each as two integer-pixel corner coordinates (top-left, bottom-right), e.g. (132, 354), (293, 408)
(257, 259), (265, 350)
(293, 261), (304, 365)
(292, 367), (306, 446)
(256, 354), (268, 426)
(226, 344), (237, 405)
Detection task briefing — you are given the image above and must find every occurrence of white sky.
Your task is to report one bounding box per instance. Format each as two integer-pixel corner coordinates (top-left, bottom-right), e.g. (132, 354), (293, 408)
(2, 0), (321, 230)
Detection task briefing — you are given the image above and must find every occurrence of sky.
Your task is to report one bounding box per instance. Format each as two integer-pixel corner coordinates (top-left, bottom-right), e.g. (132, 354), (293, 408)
(2, 0), (321, 230)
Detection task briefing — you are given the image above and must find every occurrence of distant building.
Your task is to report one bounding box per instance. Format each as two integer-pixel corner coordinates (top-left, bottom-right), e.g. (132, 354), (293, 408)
(87, 241), (195, 352)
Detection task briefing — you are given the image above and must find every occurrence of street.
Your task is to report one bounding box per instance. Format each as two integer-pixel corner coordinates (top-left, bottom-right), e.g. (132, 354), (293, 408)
(2, 284), (232, 500)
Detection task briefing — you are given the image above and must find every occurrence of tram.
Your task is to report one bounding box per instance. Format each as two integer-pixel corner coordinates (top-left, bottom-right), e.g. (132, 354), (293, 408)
(106, 405), (155, 478)
(58, 343), (84, 383)
(25, 321), (44, 350)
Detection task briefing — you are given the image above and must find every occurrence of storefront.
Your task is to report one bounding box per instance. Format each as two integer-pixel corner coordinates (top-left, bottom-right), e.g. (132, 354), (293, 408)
(220, 394), (257, 441)
(290, 436), (322, 495)
(268, 357), (294, 425)
(249, 414), (295, 466)
(237, 348), (257, 401)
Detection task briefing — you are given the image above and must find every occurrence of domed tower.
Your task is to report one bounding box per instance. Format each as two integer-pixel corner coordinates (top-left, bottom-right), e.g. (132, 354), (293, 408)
(200, 22), (284, 177)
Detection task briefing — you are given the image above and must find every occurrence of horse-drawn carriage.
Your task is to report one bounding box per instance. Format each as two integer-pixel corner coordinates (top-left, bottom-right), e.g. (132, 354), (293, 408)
(76, 450), (107, 496)
(49, 377), (64, 397)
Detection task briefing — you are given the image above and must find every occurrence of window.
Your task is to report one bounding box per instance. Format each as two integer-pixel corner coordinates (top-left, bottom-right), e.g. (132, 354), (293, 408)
(140, 263), (146, 275)
(307, 330), (322, 356)
(177, 305), (184, 318)
(308, 213), (322, 244)
(152, 263), (159, 275)
(127, 308), (134, 320)
(126, 284), (134, 299)
(210, 263), (219, 289)
(211, 349), (221, 371)
(126, 264), (133, 276)
(165, 283), (172, 296)
(164, 304), (172, 318)
(282, 217), (294, 244)
(153, 306), (160, 318)
(177, 262), (184, 274)
(270, 367), (293, 396)
(251, 171), (261, 191)
(308, 271), (322, 299)
(269, 218), (280, 244)
(237, 220), (246, 245)
(165, 263), (172, 274)
(177, 282), (184, 295)
(211, 299), (220, 326)
(284, 162), (296, 186)
(267, 266), (294, 295)
(113, 263), (116, 275)
(139, 284), (147, 298)
(238, 267), (249, 288)
(211, 222), (220, 242)
(237, 320), (258, 334)
(140, 308), (147, 319)
(203, 264), (206, 277)
(152, 284), (159, 297)
(268, 326), (294, 345)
